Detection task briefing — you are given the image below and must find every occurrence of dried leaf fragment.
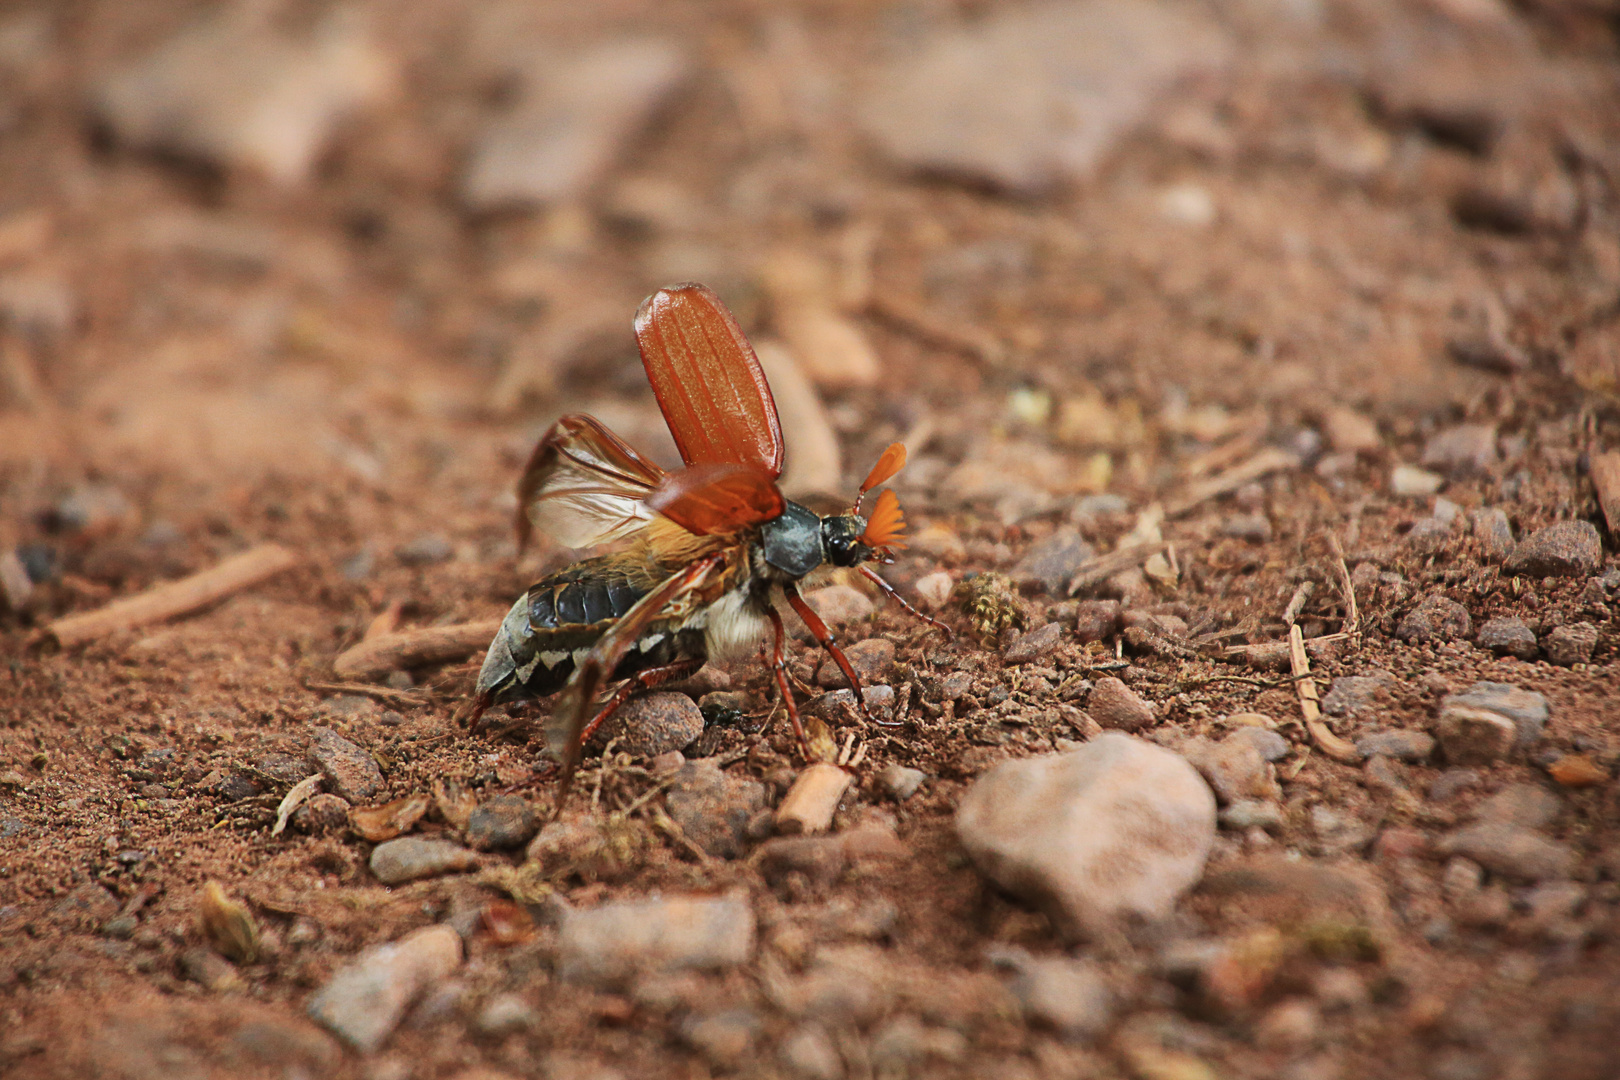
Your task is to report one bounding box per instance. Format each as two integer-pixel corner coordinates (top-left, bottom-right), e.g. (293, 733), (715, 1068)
(271, 773), (322, 837)
(349, 791), (430, 842)
(198, 880), (260, 964)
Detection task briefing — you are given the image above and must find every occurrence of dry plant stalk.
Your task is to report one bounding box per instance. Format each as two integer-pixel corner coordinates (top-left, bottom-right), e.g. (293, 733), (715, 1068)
(866, 291), (1004, 367)
(774, 763), (854, 835)
(1591, 451), (1620, 537)
(43, 543), (298, 648)
(198, 880), (260, 964)
(1065, 543), (1166, 596)
(333, 620), (502, 681)
(1165, 446), (1298, 518)
(1289, 623), (1360, 764)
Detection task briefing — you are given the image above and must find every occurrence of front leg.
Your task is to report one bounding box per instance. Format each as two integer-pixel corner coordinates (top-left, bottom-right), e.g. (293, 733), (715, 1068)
(782, 582), (900, 729)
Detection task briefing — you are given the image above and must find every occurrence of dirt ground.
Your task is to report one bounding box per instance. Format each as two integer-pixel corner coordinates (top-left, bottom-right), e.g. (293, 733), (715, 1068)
(2, 1), (1619, 1078)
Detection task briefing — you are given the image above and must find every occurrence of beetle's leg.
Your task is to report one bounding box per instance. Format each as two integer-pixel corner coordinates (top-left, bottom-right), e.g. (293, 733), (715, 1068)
(766, 606), (812, 758)
(783, 582), (900, 728)
(577, 657), (706, 744)
(858, 565), (953, 638)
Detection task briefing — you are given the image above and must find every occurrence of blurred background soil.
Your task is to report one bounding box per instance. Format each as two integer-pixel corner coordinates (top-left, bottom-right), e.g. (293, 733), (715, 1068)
(1, 0), (1619, 1077)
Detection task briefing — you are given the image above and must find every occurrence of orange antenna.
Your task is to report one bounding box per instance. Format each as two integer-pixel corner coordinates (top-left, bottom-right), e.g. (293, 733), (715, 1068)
(853, 443), (906, 514)
(859, 489), (907, 550)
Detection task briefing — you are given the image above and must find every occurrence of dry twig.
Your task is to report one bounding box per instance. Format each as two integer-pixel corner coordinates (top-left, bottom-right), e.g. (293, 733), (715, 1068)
(1288, 623), (1360, 764)
(42, 543), (298, 649)
(1165, 447), (1299, 518)
(333, 620), (501, 681)
(866, 292), (1005, 367)
(1066, 543), (1166, 596)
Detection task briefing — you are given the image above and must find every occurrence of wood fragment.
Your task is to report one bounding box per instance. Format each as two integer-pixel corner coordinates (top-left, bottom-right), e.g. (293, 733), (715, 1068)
(1066, 543), (1167, 596)
(1289, 623), (1360, 764)
(1591, 451), (1620, 538)
(774, 762), (854, 835)
(271, 774), (321, 838)
(304, 681), (424, 706)
(332, 620), (501, 681)
(1165, 447), (1299, 518)
(866, 292), (1004, 367)
(42, 543), (298, 649)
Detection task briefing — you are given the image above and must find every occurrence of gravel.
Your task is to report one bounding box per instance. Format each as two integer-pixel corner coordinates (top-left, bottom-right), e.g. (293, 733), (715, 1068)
(1002, 622), (1064, 664)
(307, 925), (463, 1052)
(1009, 529), (1095, 594)
(1086, 677), (1156, 731)
(663, 759), (767, 860)
(594, 692), (704, 757)
(816, 638), (895, 687)
(465, 795), (539, 851)
(1396, 593), (1471, 643)
(1503, 520), (1603, 578)
(1440, 824), (1575, 881)
(306, 727), (384, 804)
(1475, 616), (1538, 659)
(990, 947), (1113, 1039)
(1354, 729), (1436, 763)
(1542, 622), (1597, 666)
(556, 896), (755, 986)
(369, 837), (480, 885)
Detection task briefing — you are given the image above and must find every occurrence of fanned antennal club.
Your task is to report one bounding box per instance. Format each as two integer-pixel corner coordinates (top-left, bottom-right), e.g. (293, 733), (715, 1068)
(853, 442), (906, 514)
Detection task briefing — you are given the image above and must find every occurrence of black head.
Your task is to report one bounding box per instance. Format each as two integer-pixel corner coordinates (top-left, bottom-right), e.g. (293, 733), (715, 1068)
(821, 513), (871, 568)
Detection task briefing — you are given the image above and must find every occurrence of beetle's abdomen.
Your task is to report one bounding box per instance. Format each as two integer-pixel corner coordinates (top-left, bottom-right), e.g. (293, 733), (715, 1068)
(475, 562), (705, 707)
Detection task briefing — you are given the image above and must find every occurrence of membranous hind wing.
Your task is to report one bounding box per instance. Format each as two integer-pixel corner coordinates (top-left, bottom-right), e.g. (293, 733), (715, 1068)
(516, 414), (666, 552)
(546, 551), (727, 800)
(635, 284), (785, 478)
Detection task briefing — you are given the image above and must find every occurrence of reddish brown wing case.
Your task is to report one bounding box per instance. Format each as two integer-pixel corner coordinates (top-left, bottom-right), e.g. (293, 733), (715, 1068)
(635, 284), (785, 478)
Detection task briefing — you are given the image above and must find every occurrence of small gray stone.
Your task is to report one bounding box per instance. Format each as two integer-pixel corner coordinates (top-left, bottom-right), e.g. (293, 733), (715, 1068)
(1321, 671), (1397, 719)
(1542, 622), (1598, 666)
(802, 584), (875, 627)
(180, 947), (241, 992)
(593, 693), (705, 758)
(1221, 513), (1272, 543)
(1474, 783), (1562, 830)
(1010, 529), (1095, 594)
(1441, 857), (1483, 902)
(1440, 824), (1574, 882)
(1469, 508), (1515, 563)
(1440, 682), (1549, 759)
(1354, 730), (1436, 763)
(1422, 424), (1497, 476)
(1503, 521), (1603, 578)
(474, 992), (537, 1037)
(665, 759), (766, 859)
(1436, 707), (1516, 766)
(816, 638), (895, 688)
(1475, 616), (1538, 659)
(395, 533), (452, 565)
(1003, 622), (1064, 664)
(1311, 805), (1375, 853)
(1429, 768), (1481, 801)
(307, 727), (384, 804)
(1073, 599), (1121, 643)
(1225, 726), (1289, 762)
(1181, 735), (1278, 805)
(955, 733), (1216, 939)
(369, 838), (479, 885)
(877, 764), (926, 801)
(1396, 594), (1471, 644)
(101, 914), (139, 940)
(1405, 518), (1452, 554)
(308, 925), (463, 1053)
(1087, 677), (1155, 732)
(990, 948), (1113, 1039)
(1218, 799), (1285, 832)
(1391, 464), (1444, 496)
(556, 895), (755, 986)
(465, 795), (538, 851)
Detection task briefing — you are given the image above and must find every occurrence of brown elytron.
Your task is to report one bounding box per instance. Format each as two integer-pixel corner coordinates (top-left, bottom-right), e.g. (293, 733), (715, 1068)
(472, 284), (949, 798)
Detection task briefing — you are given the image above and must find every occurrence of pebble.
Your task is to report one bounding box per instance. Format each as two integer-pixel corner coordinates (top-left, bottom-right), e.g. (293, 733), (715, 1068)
(230, 1016), (340, 1071)
(1475, 616), (1538, 659)
(1003, 622), (1065, 664)
(307, 727), (384, 804)
(680, 1008), (762, 1067)
(1440, 824), (1574, 881)
(758, 836), (849, 891)
(1180, 735), (1279, 805)
(1390, 464), (1444, 497)
(869, 1016), (967, 1068)
(854, 1), (1229, 195)
(780, 1025), (844, 1080)
(465, 795), (539, 851)
(913, 571), (955, 611)
(1311, 805), (1375, 853)
(474, 993), (537, 1037)
(556, 895), (755, 986)
(595, 692), (703, 756)
(816, 639), (895, 688)
(1437, 682), (1548, 765)
(801, 585), (874, 627)
(308, 925), (463, 1052)
(664, 759), (767, 859)
(180, 947), (241, 992)
(877, 764), (926, 801)
(396, 533), (453, 565)
(462, 40), (689, 209)
(955, 733), (1216, 938)
(1405, 518), (1452, 554)
(1087, 677), (1156, 732)
(1542, 622), (1597, 666)
(990, 948), (1112, 1039)
(1396, 594), (1471, 644)
(1441, 857), (1484, 902)
(1221, 513), (1273, 543)
(1321, 671), (1397, 718)
(1429, 769), (1482, 802)
(1503, 521), (1603, 578)
(1474, 783), (1561, 830)
(1421, 424), (1498, 476)
(1354, 730), (1436, 763)
(1224, 726), (1289, 762)
(1073, 599), (1122, 643)
(92, 7), (395, 185)
(526, 817), (641, 883)
(1010, 529), (1095, 594)
(1469, 508), (1515, 562)
(370, 838), (480, 885)
(1255, 999), (1323, 1051)
(1218, 799), (1285, 832)
(292, 793), (352, 835)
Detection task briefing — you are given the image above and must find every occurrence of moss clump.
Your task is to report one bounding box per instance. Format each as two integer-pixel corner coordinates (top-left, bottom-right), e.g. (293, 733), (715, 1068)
(953, 572), (1030, 645)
